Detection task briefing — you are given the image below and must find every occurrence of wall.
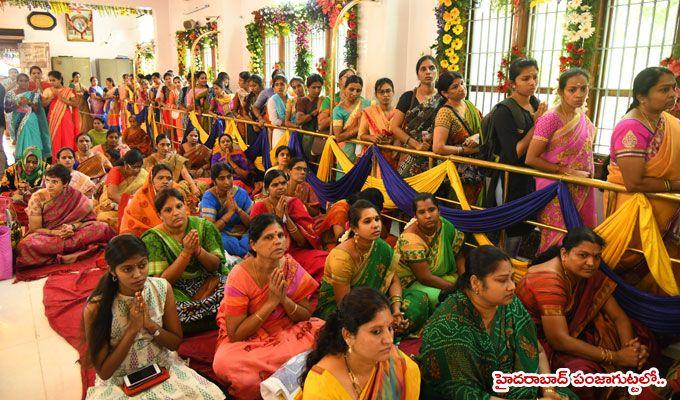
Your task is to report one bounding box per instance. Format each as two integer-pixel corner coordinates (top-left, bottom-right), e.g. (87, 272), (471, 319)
(0, 0), (172, 76)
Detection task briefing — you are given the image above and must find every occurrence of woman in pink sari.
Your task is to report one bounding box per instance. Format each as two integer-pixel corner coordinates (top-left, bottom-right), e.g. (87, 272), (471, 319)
(526, 68), (596, 253)
(43, 70), (80, 160)
(15, 164), (116, 268)
(212, 213), (324, 399)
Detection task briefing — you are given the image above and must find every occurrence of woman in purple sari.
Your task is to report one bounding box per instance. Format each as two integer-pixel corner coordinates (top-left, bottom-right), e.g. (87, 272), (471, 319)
(526, 68), (596, 253)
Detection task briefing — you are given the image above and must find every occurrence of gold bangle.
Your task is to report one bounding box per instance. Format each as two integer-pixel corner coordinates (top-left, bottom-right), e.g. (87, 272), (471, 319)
(292, 303), (298, 315)
(599, 347), (607, 363)
(664, 179), (672, 192)
(253, 313), (264, 322)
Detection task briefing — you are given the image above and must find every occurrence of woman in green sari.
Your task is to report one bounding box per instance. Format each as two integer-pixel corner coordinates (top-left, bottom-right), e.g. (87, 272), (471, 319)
(141, 188), (230, 333)
(315, 199), (428, 335)
(396, 193), (465, 325)
(420, 245), (575, 400)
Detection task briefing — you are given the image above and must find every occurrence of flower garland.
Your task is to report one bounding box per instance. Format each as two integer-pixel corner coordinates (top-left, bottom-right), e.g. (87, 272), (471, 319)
(316, 57), (331, 93)
(496, 45), (527, 94)
(175, 22), (218, 79)
(134, 41), (156, 76)
(246, 23), (264, 75)
(344, 7), (359, 69)
(1, 0), (151, 16)
(295, 21), (312, 78)
(434, 0), (470, 72)
(559, 0), (597, 72)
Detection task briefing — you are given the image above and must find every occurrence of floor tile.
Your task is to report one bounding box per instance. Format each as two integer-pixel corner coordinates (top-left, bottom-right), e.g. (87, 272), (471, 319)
(28, 278), (58, 340)
(0, 280), (37, 349)
(0, 340), (46, 400)
(38, 336), (82, 400)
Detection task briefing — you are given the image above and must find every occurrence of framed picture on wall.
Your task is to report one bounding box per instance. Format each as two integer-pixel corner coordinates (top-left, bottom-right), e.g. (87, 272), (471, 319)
(65, 9), (93, 42)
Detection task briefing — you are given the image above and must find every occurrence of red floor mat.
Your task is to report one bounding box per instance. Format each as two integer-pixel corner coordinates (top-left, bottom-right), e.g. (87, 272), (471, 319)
(14, 252), (106, 283)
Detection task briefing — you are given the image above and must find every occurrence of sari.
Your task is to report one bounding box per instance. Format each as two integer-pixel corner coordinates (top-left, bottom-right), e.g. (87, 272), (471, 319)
(516, 268), (655, 400)
(606, 112), (680, 293)
(213, 255), (324, 400)
(95, 166), (148, 231)
(144, 152), (189, 182)
(179, 142), (211, 178)
(301, 347), (421, 400)
(421, 290), (577, 399)
(397, 93), (444, 178)
(87, 85), (104, 118)
(122, 125), (153, 156)
(103, 87), (120, 131)
(314, 199), (350, 249)
(16, 186), (115, 268)
(92, 142), (129, 163)
(316, 239), (429, 333)
(269, 93), (289, 145)
(199, 186), (253, 257)
(141, 216), (228, 333)
(1, 147), (47, 225)
(69, 169), (96, 198)
(45, 86), (80, 160)
(159, 86), (182, 141)
(85, 277), (225, 400)
(186, 87), (211, 135)
(86, 128), (108, 146)
(332, 98), (371, 177)
(396, 217), (464, 315)
(5, 90), (51, 159)
(70, 81), (92, 132)
(119, 172), (186, 237)
(250, 197), (328, 281)
(534, 111), (596, 253)
(75, 151), (109, 182)
(287, 181), (321, 218)
(363, 104), (397, 169)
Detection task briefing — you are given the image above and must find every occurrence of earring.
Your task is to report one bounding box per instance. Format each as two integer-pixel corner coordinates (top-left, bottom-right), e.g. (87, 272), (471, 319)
(353, 233), (358, 245)
(111, 274), (117, 282)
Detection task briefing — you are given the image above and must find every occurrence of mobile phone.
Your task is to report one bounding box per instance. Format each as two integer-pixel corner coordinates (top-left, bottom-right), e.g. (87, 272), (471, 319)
(123, 363), (161, 388)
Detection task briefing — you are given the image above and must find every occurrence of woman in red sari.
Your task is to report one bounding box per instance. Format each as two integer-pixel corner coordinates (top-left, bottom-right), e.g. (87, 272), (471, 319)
(15, 164), (115, 268)
(516, 227), (656, 400)
(250, 170), (328, 281)
(43, 70), (79, 160)
(212, 213), (324, 399)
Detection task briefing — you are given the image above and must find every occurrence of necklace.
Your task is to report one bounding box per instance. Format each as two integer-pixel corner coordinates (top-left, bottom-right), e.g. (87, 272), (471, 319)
(638, 109), (661, 134)
(354, 237), (372, 264)
(343, 353), (362, 398)
(417, 221), (439, 243)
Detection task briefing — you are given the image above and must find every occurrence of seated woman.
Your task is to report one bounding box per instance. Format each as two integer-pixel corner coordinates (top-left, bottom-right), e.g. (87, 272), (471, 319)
(420, 245), (575, 400)
(144, 134), (201, 203)
(265, 145), (292, 177)
(287, 157), (321, 218)
(1, 146), (47, 226)
(96, 149), (148, 231)
(250, 170), (328, 281)
(211, 133), (259, 193)
(141, 188), (228, 333)
(200, 163), (252, 257)
(86, 117), (108, 146)
(212, 213), (324, 400)
(396, 193), (465, 324)
(315, 188), (384, 249)
(301, 287), (420, 400)
(74, 132), (112, 185)
(516, 227), (654, 400)
(83, 234), (225, 400)
(179, 128), (211, 179)
(92, 129), (129, 164)
(315, 200), (426, 334)
(122, 115), (153, 156)
(16, 164), (115, 268)
(56, 147), (96, 198)
(120, 163), (186, 237)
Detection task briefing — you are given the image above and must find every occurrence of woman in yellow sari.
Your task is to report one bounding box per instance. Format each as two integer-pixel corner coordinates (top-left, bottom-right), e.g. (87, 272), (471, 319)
(74, 133), (112, 185)
(358, 78), (397, 171)
(96, 149), (148, 231)
(606, 67), (680, 294)
(332, 75), (371, 179)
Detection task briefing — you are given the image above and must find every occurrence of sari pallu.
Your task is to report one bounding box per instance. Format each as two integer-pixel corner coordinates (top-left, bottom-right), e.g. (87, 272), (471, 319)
(122, 126), (153, 156)
(606, 112), (680, 294)
(250, 197), (328, 281)
(213, 255), (324, 400)
(363, 104), (397, 168)
(420, 291), (576, 400)
(314, 199), (350, 248)
(332, 98), (371, 162)
(16, 186), (116, 268)
(270, 93), (289, 146)
(534, 111), (596, 253)
(301, 347), (420, 400)
(5, 90), (51, 159)
(186, 87), (211, 137)
(45, 87), (80, 160)
(76, 152), (109, 183)
(180, 142), (212, 178)
(95, 168), (148, 231)
(397, 93), (444, 178)
(70, 82), (92, 132)
(516, 269), (656, 400)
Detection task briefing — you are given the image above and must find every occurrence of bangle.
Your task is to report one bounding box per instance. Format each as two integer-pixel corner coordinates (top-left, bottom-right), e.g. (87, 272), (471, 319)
(292, 303), (298, 315)
(664, 179), (672, 192)
(544, 388), (556, 394)
(599, 347), (607, 363)
(253, 313), (264, 322)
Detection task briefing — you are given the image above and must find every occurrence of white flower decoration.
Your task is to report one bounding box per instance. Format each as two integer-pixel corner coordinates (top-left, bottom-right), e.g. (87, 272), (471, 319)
(578, 12), (593, 27)
(567, 0), (582, 9)
(578, 24), (595, 39)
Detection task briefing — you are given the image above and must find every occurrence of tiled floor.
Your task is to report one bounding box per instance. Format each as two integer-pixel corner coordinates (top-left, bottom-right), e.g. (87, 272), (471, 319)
(0, 278), (82, 400)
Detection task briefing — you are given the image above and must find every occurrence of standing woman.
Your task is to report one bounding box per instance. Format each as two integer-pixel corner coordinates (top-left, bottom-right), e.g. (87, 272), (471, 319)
(391, 56), (441, 178)
(284, 76), (305, 128)
(102, 78), (120, 132)
(332, 76), (371, 164)
(70, 72), (92, 132)
(83, 234), (225, 400)
(296, 74), (325, 159)
(186, 71), (211, 137)
(432, 71), (484, 204)
(318, 68), (355, 133)
(267, 74), (290, 146)
(359, 77), (398, 169)
(605, 66), (680, 294)
(4, 73), (51, 160)
(43, 70), (80, 160)
(526, 68), (596, 253)
(88, 77), (105, 119)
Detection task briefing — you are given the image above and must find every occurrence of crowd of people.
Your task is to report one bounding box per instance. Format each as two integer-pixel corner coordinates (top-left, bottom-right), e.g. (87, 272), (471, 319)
(0, 55), (678, 400)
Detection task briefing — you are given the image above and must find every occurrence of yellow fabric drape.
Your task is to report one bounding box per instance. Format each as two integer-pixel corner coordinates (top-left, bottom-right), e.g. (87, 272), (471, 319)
(188, 111), (209, 143)
(594, 194), (679, 295)
(361, 162), (449, 209)
(225, 119), (248, 151)
(316, 137), (355, 181)
(269, 129), (291, 165)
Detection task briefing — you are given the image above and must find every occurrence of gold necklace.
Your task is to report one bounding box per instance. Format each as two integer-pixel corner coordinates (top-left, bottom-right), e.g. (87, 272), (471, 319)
(343, 353), (362, 398)
(354, 237), (372, 264)
(418, 221), (439, 243)
(638, 109), (661, 134)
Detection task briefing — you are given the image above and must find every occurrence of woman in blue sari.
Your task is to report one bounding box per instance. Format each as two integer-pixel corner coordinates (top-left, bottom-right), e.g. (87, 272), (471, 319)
(267, 74), (289, 146)
(5, 73), (51, 160)
(200, 162), (252, 257)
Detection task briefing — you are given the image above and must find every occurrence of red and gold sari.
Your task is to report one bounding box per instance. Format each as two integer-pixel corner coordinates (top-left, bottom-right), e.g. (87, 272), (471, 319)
(44, 87), (79, 160)
(363, 104), (398, 169)
(179, 142), (211, 178)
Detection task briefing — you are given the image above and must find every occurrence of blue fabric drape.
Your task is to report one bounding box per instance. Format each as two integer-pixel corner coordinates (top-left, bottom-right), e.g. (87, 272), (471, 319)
(306, 150), (373, 206)
(244, 127), (272, 170)
(206, 118), (224, 149)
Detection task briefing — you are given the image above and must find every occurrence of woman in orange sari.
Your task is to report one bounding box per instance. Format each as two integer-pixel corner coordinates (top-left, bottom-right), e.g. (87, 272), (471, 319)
(212, 213), (324, 400)
(156, 72), (181, 140)
(179, 128), (211, 178)
(605, 67), (680, 294)
(359, 78), (398, 170)
(74, 133), (112, 185)
(122, 115), (153, 156)
(43, 71), (79, 160)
